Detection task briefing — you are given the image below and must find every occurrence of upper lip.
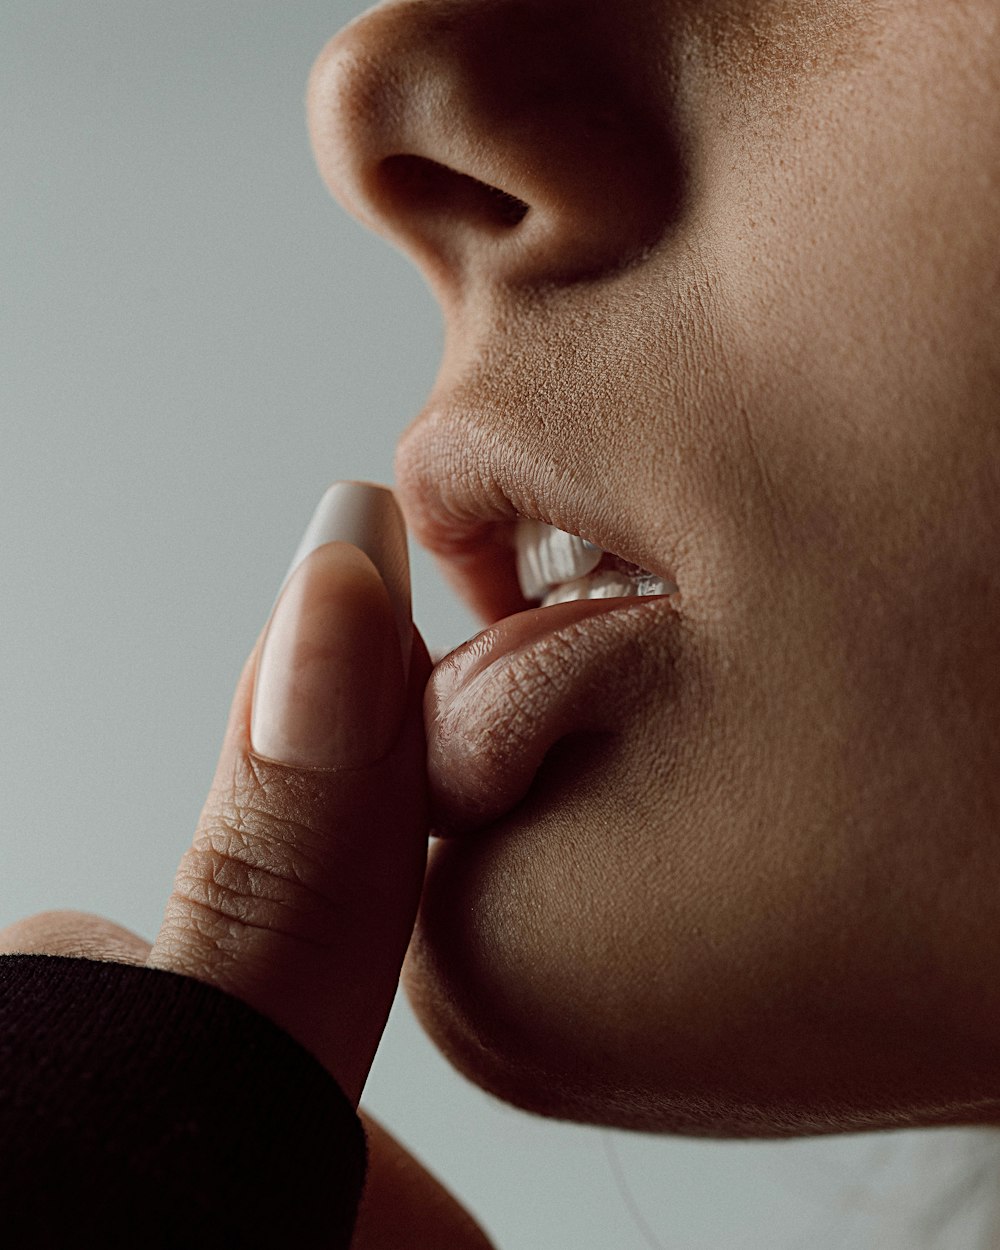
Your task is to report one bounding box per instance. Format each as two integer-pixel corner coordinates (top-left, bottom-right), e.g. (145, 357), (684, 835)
(394, 394), (678, 626)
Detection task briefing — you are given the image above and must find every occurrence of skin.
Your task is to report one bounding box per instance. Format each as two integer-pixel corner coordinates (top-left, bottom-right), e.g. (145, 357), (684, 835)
(0, 555), (494, 1247)
(307, 0), (1000, 1136)
(4, 0), (999, 1241)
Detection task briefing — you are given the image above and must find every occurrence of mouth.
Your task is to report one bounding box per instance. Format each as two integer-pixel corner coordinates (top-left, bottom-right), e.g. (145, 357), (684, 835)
(395, 407), (683, 837)
(514, 516), (677, 606)
(394, 403), (682, 628)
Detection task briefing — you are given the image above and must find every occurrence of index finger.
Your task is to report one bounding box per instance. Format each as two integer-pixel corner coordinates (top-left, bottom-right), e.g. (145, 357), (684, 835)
(147, 484), (431, 1105)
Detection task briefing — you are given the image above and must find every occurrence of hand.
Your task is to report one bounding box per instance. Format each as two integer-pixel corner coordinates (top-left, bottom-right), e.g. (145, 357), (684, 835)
(0, 482), (495, 1249)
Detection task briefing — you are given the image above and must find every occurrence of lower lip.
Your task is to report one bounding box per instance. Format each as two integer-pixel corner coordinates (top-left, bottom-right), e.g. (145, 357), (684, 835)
(426, 594), (675, 835)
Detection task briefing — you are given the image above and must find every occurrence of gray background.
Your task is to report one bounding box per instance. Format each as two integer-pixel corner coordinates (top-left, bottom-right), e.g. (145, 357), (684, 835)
(3, 4), (998, 1246)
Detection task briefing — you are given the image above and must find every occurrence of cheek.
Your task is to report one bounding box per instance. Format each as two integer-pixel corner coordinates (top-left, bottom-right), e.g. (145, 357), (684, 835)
(690, 0), (1000, 449)
(400, 4), (1000, 1137)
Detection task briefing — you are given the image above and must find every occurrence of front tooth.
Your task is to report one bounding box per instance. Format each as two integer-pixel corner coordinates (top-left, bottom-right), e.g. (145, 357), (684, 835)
(540, 577), (590, 606)
(541, 570), (634, 607)
(515, 518), (603, 601)
(636, 573), (678, 596)
(578, 570), (635, 599)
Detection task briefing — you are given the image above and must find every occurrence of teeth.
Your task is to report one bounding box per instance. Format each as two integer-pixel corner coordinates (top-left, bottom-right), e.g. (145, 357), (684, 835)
(541, 571), (633, 605)
(540, 570), (676, 607)
(634, 572), (677, 597)
(515, 518), (602, 601)
(515, 517), (680, 605)
(515, 516), (678, 606)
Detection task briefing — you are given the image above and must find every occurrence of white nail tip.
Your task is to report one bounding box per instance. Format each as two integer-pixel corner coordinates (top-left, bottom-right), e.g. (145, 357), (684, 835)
(277, 481), (412, 679)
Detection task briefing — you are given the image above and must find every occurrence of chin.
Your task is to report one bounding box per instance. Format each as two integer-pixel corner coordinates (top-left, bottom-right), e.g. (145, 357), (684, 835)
(403, 897), (1000, 1141)
(401, 738), (792, 1138)
(402, 737), (1000, 1140)
(403, 738), (669, 1131)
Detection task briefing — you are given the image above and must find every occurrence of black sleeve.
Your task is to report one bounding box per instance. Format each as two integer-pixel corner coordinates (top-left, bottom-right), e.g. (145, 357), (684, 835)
(0, 953), (367, 1249)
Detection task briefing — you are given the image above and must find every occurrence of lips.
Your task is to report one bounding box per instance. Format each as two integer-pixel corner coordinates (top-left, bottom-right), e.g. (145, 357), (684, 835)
(424, 593), (676, 834)
(394, 400), (682, 625)
(395, 400), (681, 837)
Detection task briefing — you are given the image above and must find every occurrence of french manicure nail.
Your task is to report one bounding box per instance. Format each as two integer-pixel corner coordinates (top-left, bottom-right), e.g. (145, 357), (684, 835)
(272, 481), (412, 680)
(249, 483), (412, 768)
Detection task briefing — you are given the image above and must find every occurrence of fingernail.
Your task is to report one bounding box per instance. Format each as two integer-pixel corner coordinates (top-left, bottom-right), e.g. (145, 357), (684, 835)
(273, 482), (412, 681)
(250, 483), (412, 768)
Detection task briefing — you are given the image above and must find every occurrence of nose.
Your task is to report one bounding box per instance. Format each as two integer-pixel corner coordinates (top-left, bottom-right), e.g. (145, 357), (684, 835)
(307, 0), (682, 297)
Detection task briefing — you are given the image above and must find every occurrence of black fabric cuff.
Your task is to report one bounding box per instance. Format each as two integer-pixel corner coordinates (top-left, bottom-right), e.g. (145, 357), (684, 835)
(0, 953), (367, 1248)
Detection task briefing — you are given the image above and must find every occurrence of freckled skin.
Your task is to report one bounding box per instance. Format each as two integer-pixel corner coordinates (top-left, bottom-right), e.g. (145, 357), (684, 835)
(309, 0), (1000, 1134)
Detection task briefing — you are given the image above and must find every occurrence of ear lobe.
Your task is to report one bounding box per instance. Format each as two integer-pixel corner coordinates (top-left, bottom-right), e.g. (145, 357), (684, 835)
(0, 909), (152, 965)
